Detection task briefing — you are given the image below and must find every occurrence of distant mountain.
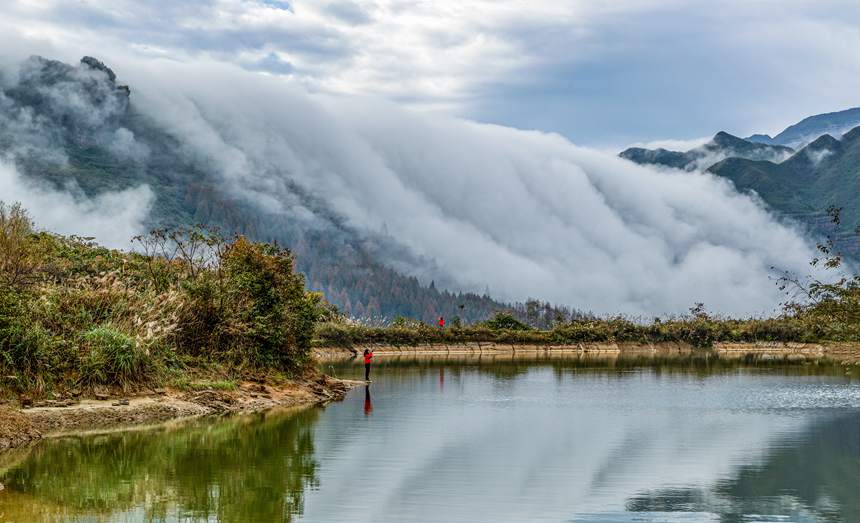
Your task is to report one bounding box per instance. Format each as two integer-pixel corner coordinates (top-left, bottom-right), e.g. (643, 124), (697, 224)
(0, 55), (578, 325)
(746, 107), (860, 149)
(709, 127), (860, 253)
(620, 131), (794, 171)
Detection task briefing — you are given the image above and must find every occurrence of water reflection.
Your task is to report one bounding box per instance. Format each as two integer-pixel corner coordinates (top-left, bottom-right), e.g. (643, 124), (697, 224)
(364, 386), (373, 416)
(1, 357), (859, 522)
(0, 408), (322, 522)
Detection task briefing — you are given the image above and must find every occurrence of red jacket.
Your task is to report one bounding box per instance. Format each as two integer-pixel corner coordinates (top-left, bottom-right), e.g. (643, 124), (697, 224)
(364, 352), (373, 364)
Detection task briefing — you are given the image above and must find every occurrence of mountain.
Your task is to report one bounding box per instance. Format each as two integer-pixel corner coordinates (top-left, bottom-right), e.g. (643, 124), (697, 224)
(708, 127), (860, 253)
(620, 131), (794, 171)
(745, 107), (860, 148)
(0, 55), (578, 325)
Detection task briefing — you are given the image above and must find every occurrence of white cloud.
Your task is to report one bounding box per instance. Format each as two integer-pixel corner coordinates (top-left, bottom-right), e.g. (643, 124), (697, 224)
(3, 0), (859, 146)
(623, 137), (711, 154)
(0, 159), (153, 248)
(117, 58), (818, 316)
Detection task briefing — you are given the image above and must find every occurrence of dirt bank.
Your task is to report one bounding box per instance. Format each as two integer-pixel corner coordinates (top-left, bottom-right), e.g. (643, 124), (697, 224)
(315, 340), (860, 364)
(0, 375), (360, 453)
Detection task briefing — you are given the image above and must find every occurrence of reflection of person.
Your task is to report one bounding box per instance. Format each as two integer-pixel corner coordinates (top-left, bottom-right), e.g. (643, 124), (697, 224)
(363, 349), (373, 382)
(364, 385), (373, 416)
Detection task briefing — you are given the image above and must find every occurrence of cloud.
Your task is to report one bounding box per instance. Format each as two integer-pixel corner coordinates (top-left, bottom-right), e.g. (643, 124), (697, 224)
(0, 159), (153, 248)
(112, 58), (818, 316)
(622, 137), (711, 154)
(2, 1), (860, 146)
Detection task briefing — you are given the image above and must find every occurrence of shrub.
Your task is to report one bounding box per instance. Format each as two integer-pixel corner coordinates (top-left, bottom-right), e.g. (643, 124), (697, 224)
(80, 326), (154, 389)
(484, 312), (531, 331)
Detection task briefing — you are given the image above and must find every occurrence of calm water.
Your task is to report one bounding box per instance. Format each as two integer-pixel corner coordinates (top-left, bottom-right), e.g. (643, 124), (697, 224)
(2, 355), (860, 522)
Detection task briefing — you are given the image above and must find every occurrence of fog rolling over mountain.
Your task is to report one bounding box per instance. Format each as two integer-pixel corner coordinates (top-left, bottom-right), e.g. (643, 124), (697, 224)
(0, 55), (819, 317)
(619, 114), (860, 257)
(746, 107), (860, 149)
(620, 131), (795, 172)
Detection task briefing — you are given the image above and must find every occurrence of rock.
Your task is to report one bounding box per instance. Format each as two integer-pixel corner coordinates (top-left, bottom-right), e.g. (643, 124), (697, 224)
(154, 388), (167, 395)
(118, 398), (130, 406)
(95, 393), (109, 401)
(20, 396), (32, 408)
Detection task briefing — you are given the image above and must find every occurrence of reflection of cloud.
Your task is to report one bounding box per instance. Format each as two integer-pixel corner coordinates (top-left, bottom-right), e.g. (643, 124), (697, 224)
(303, 368), (839, 522)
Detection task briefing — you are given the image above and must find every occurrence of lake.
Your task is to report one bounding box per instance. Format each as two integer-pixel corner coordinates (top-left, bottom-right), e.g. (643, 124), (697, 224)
(2, 355), (860, 522)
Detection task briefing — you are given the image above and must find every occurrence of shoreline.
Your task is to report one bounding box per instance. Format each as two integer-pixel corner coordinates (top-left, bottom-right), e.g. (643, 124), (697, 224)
(5, 340), (860, 455)
(314, 340), (860, 364)
(0, 374), (362, 454)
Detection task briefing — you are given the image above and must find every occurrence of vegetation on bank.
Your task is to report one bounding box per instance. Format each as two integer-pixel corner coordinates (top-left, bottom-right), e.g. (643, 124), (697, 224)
(313, 313), (835, 349)
(316, 209), (860, 349)
(0, 202), (327, 395)
(3, 197), (860, 395)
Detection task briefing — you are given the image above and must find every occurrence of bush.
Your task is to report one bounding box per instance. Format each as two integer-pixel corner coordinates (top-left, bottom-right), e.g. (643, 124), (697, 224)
(80, 326), (154, 389)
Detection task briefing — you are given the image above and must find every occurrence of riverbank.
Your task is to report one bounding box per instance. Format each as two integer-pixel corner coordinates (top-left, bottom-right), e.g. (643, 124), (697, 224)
(315, 340), (860, 365)
(0, 374), (359, 453)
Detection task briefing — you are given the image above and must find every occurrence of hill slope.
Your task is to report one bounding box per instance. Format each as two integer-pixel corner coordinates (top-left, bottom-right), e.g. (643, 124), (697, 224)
(708, 128), (860, 252)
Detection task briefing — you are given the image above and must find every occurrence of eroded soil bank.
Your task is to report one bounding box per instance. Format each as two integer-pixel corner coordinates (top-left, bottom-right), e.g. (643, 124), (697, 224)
(0, 375), (359, 453)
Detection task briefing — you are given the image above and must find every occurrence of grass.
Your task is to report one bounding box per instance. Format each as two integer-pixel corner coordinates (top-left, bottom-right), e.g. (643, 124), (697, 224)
(0, 202), (326, 396)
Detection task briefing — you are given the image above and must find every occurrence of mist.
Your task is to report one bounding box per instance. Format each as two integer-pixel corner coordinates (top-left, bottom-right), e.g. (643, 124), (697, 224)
(106, 59), (817, 316)
(0, 159), (152, 248)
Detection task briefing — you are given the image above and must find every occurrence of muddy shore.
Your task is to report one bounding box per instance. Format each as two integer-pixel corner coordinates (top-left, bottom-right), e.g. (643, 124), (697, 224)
(0, 375), (361, 453)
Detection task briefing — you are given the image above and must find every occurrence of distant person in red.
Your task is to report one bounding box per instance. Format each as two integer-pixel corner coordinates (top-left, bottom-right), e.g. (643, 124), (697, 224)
(438, 316), (445, 329)
(363, 349), (373, 382)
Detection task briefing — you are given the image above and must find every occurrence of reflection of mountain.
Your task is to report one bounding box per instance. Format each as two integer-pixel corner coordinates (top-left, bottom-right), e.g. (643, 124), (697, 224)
(626, 411), (860, 522)
(301, 365), (839, 522)
(0, 408), (322, 521)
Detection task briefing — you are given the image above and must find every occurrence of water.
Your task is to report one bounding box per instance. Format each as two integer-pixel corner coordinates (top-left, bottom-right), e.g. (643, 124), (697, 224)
(2, 355), (860, 522)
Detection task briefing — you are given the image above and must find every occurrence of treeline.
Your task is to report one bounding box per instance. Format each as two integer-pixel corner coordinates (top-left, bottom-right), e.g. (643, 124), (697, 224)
(0, 203), (325, 393)
(313, 313), (836, 350)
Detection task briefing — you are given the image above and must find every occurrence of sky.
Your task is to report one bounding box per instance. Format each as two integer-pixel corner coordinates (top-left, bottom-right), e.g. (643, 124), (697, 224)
(2, 0), (859, 147)
(0, 1), (846, 315)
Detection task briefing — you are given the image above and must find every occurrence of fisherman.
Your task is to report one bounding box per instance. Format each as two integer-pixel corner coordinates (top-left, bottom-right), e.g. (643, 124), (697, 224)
(363, 348), (374, 382)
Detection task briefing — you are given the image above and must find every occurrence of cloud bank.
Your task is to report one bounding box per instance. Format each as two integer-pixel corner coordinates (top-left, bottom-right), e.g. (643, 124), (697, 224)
(0, 159), (153, 248)
(109, 59), (817, 316)
(2, 1), (860, 146)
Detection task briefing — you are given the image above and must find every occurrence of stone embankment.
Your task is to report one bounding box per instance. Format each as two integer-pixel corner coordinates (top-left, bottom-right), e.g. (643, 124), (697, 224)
(315, 341), (860, 364)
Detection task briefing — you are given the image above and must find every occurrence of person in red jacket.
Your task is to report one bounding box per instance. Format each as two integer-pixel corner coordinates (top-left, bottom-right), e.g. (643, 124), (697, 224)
(438, 316), (445, 329)
(363, 349), (373, 382)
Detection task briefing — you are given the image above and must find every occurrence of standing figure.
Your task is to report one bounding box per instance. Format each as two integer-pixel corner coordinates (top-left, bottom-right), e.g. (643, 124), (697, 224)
(438, 316), (445, 329)
(364, 349), (374, 382)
